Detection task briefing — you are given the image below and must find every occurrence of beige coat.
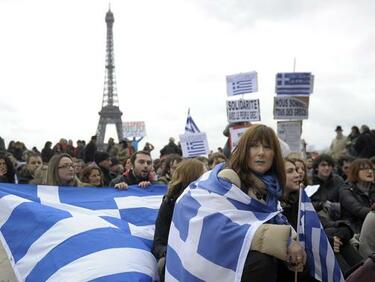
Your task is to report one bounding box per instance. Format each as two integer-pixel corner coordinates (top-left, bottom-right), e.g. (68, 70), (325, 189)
(359, 211), (375, 258)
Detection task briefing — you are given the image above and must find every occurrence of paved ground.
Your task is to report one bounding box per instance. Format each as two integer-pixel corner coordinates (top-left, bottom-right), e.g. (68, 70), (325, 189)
(0, 241), (17, 282)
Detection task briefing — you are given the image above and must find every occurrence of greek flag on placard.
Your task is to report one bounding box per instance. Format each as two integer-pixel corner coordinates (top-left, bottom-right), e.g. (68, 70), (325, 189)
(299, 189), (345, 282)
(165, 163), (281, 282)
(226, 71), (258, 96)
(184, 109), (200, 134)
(0, 183), (167, 281)
(275, 72), (314, 95)
(179, 132), (210, 157)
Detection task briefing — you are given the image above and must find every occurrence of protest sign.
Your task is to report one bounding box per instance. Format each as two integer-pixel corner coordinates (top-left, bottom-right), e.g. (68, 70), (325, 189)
(277, 120), (302, 152)
(273, 96), (309, 120)
(226, 99), (260, 123)
(179, 132), (209, 157)
(275, 72), (314, 95)
(226, 71), (258, 96)
(229, 124), (251, 152)
(122, 121), (146, 138)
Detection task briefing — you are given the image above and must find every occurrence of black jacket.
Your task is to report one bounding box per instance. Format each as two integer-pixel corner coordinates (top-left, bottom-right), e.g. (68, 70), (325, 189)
(41, 147), (54, 163)
(354, 132), (375, 158)
(152, 196), (175, 260)
(160, 142), (182, 157)
(281, 192), (299, 230)
(109, 169), (151, 186)
(311, 173), (345, 213)
(84, 141), (97, 163)
(340, 183), (375, 233)
(99, 166), (114, 186)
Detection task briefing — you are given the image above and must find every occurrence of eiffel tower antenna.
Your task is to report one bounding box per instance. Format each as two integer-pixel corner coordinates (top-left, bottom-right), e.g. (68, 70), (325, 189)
(96, 7), (123, 149)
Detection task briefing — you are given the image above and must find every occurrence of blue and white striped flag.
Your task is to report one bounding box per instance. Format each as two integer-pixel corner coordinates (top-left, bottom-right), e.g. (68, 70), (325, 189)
(179, 132), (209, 157)
(275, 72), (314, 95)
(226, 71), (258, 96)
(299, 189), (345, 282)
(184, 109), (200, 134)
(0, 183), (167, 281)
(165, 164), (282, 281)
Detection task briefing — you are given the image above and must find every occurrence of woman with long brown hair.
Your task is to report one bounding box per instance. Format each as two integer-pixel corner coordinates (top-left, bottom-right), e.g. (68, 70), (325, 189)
(225, 124), (305, 281)
(45, 153), (86, 186)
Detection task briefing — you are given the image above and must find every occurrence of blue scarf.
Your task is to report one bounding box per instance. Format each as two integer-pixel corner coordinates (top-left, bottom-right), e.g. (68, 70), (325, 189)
(258, 173), (288, 225)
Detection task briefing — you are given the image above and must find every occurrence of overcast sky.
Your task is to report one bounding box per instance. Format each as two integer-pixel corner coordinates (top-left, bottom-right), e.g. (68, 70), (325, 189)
(1, 0), (374, 158)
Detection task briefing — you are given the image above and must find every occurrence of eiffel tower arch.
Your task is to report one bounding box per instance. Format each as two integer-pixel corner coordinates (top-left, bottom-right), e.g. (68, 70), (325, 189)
(96, 7), (123, 150)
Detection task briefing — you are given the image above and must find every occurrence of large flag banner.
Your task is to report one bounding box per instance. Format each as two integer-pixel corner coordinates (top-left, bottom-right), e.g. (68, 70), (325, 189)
(226, 99), (261, 123)
(277, 120), (302, 152)
(165, 164), (282, 281)
(123, 121), (146, 138)
(184, 109), (200, 134)
(275, 72), (314, 95)
(0, 183), (167, 281)
(226, 71), (258, 96)
(299, 189), (345, 282)
(179, 133), (209, 157)
(273, 96), (309, 120)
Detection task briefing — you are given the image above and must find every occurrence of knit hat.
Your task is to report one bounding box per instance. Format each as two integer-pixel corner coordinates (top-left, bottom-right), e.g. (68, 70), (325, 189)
(94, 151), (110, 164)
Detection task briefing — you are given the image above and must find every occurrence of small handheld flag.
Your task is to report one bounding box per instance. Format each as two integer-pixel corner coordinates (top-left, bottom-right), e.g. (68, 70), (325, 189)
(184, 109), (200, 134)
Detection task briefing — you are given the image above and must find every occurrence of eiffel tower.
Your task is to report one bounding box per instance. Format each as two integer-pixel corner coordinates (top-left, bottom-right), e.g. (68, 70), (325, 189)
(96, 8), (123, 149)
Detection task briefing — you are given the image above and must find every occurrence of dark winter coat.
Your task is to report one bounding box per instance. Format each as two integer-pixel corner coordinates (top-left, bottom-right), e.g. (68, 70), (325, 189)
(84, 141), (97, 163)
(354, 132), (375, 158)
(311, 173), (345, 213)
(159, 142), (182, 157)
(152, 196), (175, 260)
(98, 166), (114, 186)
(109, 169), (152, 186)
(340, 183), (375, 233)
(41, 147), (54, 163)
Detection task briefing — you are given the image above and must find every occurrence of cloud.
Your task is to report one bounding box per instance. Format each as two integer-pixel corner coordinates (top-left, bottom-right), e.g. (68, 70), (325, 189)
(192, 0), (321, 26)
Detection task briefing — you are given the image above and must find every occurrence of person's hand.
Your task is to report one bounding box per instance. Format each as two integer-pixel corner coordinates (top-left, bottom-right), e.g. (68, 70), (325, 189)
(322, 200), (332, 211)
(138, 181), (151, 188)
(0, 167), (7, 176)
(333, 236), (343, 253)
(287, 240), (306, 272)
(114, 182), (128, 190)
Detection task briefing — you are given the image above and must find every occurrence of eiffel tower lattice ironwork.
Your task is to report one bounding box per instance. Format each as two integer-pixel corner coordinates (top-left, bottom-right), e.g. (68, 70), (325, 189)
(96, 8), (123, 149)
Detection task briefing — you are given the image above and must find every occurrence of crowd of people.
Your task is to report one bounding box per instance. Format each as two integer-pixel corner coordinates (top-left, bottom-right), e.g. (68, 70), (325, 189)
(0, 123), (374, 281)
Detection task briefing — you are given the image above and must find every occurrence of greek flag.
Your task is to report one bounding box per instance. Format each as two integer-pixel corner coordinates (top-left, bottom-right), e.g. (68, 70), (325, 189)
(0, 183), (167, 281)
(179, 132), (209, 157)
(226, 71), (258, 96)
(299, 189), (345, 282)
(275, 72), (314, 95)
(184, 109), (200, 134)
(165, 164), (281, 281)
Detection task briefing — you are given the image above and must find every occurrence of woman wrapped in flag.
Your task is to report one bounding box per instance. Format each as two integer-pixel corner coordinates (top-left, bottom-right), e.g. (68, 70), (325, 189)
(165, 124), (306, 282)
